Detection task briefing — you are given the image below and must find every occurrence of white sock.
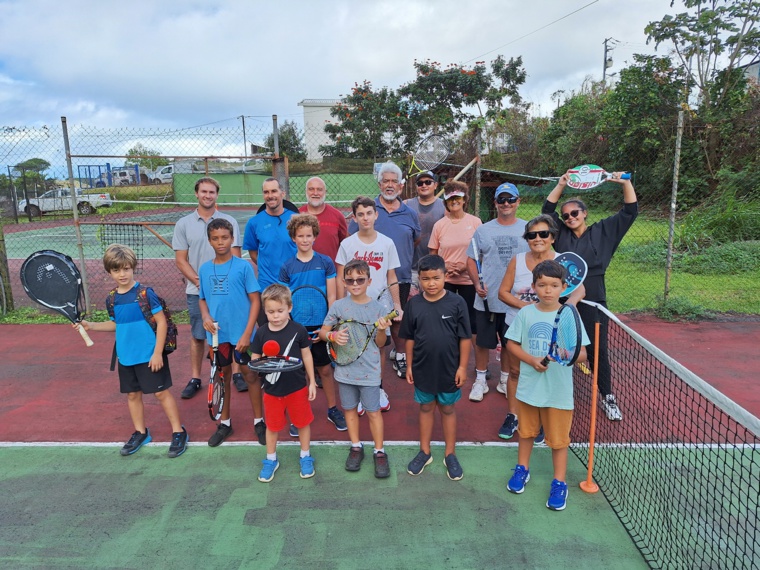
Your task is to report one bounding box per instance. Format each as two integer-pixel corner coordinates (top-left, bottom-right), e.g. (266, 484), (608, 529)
(374, 447), (384, 455)
(476, 370), (487, 382)
(266, 452), (277, 461)
(500, 371), (509, 382)
(221, 419), (231, 427)
(300, 449), (310, 458)
(351, 442), (363, 449)
(254, 418), (263, 425)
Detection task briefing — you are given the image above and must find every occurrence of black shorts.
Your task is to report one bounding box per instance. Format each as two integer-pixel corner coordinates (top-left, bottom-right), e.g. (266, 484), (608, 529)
(444, 282), (477, 335)
(214, 343), (251, 368)
(118, 356), (172, 394)
(306, 326), (331, 367)
(474, 310), (507, 349)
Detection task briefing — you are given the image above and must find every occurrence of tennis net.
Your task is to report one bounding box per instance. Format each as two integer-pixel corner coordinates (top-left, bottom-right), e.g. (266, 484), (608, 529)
(570, 302), (759, 570)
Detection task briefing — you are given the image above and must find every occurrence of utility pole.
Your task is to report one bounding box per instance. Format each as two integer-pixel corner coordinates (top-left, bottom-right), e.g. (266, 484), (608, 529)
(240, 115), (248, 159)
(602, 37), (618, 83)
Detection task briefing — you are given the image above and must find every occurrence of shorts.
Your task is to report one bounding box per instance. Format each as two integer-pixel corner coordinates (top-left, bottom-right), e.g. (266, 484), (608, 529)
(474, 309), (507, 349)
(213, 343), (251, 368)
(263, 387), (314, 432)
(306, 327), (331, 368)
(414, 387), (461, 407)
(338, 382), (381, 413)
(516, 400), (573, 450)
(118, 356), (172, 394)
(444, 282), (477, 335)
(186, 294), (205, 340)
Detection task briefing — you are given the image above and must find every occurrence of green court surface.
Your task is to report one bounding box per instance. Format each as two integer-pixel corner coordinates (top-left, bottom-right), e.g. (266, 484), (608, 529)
(0, 445), (646, 569)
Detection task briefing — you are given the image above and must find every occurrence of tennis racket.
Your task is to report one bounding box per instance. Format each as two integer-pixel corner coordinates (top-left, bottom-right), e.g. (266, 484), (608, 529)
(328, 310), (398, 366)
(376, 280), (420, 317)
(408, 135), (450, 178)
(207, 323), (224, 421)
(541, 304), (583, 366)
(470, 236), (492, 322)
(291, 284), (329, 340)
(248, 340), (304, 377)
(20, 250), (93, 346)
(566, 164), (631, 191)
(555, 252), (588, 298)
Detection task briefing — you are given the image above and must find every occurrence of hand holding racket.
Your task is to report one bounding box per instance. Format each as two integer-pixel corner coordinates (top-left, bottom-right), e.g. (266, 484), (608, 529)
(248, 340), (304, 376)
(327, 310), (398, 366)
(555, 252), (588, 298)
(541, 304), (583, 367)
(20, 250), (94, 346)
(207, 322), (224, 421)
(470, 237), (492, 322)
(565, 164), (631, 191)
(408, 135), (450, 178)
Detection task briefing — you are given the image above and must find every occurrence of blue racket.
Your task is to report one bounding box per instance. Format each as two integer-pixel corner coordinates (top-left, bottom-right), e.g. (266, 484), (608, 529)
(555, 252), (587, 298)
(541, 304), (582, 366)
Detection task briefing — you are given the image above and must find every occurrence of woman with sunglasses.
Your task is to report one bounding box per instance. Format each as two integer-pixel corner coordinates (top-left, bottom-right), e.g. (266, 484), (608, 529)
(542, 171), (638, 421)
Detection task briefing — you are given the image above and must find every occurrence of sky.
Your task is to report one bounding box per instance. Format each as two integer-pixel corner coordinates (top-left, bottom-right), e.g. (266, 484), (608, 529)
(0, 0), (671, 132)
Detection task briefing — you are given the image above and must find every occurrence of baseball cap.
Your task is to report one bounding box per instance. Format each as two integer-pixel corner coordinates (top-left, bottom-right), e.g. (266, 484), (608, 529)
(443, 188), (466, 200)
(494, 182), (519, 198)
(416, 171), (437, 182)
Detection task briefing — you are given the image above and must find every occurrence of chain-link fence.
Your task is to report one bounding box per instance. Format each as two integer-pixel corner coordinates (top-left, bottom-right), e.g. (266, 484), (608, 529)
(1, 113), (757, 316)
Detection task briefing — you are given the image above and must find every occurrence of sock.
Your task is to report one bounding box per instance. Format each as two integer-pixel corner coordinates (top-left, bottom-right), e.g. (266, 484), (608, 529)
(266, 452), (277, 462)
(300, 449), (310, 458)
(476, 369), (487, 382)
(221, 419), (231, 427)
(500, 371), (509, 382)
(351, 442), (363, 449)
(374, 447), (385, 455)
(254, 418), (263, 425)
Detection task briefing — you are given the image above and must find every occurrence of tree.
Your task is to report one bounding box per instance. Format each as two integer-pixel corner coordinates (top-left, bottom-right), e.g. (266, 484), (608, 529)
(125, 143), (168, 171)
(264, 120), (307, 162)
(14, 158), (50, 173)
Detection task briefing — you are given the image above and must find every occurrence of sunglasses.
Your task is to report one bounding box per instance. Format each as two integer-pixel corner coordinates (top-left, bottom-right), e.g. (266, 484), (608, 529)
(526, 230), (552, 240)
(416, 179), (435, 187)
(561, 209), (582, 221)
(344, 277), (367, 286)
(496, 195), (519, 205)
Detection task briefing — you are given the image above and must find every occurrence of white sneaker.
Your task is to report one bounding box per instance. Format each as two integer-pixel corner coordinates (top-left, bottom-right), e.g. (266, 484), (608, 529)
(379, 389), (391, 412)
(469, 381), (489, 402)
(601, 394), (623, 421)
(496, 376), (508, 395)
(389, 348), (396, 361)
(357, 401), (365, 416)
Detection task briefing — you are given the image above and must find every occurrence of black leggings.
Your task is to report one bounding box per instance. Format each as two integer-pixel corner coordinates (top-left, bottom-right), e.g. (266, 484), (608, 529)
(577, 301), (612, 396)
(444, 282), (477, 335)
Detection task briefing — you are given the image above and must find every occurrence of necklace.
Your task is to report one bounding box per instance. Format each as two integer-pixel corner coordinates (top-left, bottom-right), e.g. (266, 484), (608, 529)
(213, 258), (232, 286)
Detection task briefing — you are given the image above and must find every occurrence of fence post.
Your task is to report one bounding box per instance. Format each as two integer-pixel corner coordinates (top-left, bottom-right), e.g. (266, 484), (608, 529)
(664, 109), (684, 301)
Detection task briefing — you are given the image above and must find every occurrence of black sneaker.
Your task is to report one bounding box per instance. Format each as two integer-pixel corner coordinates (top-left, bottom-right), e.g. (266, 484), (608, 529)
(327, 407), (348, 431)
(443, 453), (463, 481)
(407, 450), (433, 476)
(181, 378), (202, 399)
(289, 423), (298, 437)
(121, 429), (151, 456)
(233, 373), (248, 392)
(315, 371), (323, 389)
(168, 427), (189, 458)
(208, 423), (233, 447)
(498, 413), (519, 440)
(374, 451), (390, 478)
(254, 421), (267, 446)
(393, 354), (407, 378)
(345, 446), (365, 471)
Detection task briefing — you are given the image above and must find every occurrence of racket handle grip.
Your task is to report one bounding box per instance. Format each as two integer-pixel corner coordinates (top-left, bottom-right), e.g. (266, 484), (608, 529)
(620, 172), (631, 180)
(212, 322), (219, 348)
(78, 325), (94, 347)
(540, 356), (550, 367)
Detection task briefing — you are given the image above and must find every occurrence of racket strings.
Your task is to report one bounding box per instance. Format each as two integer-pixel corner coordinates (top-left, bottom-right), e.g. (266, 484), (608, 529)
(332, 321), (370, 364)
(554, 311), (581, 363)
(415, 137), (450, 170)
(291, 288), (329, 327)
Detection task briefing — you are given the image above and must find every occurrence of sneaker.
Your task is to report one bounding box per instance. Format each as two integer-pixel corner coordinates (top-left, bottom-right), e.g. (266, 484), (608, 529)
(233, 373), (248, 392)
(534, 426), (546, 446)
(357, 402), (365, 417)
(258, 459), (279, 483)
(496, 376), (508, 395)
(469, 380), (488, 402)
(379, 389), (391, 412)
(315, 372), (323, 389)
(345, 446), (365, 471)
(208, 423), (233, 447)
(389, 348), (396, 361)
(546, 479), (568, 511)
(289, 424), (298, 437)
(443, 454), (464, 481)
(327, 407), (348, 431)
(168, 427), (188, 458)
(180, 378), (201, 399)
(120, 429), (151, 456)
(498, 413), (519, 440)
(601, 394), (623, 421)
(374, 451), (391, 478)
(393, 354), (407, 378)
(507, 464), (530, 494)
(254, 421), (267, 445)
(299, 455), (315, 479)
(407, 450), (433, 476)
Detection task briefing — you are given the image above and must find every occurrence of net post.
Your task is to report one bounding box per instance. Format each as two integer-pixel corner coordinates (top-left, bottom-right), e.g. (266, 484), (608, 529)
(579, 314), (600, 494)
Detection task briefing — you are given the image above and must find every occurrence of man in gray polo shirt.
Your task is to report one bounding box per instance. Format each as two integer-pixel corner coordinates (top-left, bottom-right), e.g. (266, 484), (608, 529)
(173, 177), (243, 398)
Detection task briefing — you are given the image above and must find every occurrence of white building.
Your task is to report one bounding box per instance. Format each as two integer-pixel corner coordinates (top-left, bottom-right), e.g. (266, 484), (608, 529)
(298, 98), (340, 162)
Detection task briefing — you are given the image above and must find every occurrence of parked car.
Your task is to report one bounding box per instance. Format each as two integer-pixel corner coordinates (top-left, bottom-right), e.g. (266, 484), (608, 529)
(18, 188), (113, 216)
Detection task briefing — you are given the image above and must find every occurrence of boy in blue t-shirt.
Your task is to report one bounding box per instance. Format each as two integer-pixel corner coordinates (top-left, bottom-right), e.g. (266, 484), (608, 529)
(505, 259), (589, 511)
(199, 218), (263, 447)
(79, 244), (188, 458)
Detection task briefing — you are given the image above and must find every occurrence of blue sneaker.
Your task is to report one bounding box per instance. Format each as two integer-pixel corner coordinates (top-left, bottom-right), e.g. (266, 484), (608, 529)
(120, 428), (151, 456)
(507, 464), (530, 494)
(289, 424), (298, 437)
(547, 479), (568, 511)
(299, 455), (315, 479)
(258, 459), (279, 483)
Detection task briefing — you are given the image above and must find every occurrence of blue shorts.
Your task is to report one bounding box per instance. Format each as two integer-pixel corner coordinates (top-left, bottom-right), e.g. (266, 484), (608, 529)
(338, 382), (381, 412)
(414, 387), (461, 407)
(186, 294), (205, 341)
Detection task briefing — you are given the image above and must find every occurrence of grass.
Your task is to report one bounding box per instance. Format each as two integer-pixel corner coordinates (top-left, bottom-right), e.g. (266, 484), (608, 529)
(0, 307), (189, 325)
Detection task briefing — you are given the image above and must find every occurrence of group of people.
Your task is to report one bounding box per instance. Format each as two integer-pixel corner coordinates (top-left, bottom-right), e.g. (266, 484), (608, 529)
(80, 160), (637, 512)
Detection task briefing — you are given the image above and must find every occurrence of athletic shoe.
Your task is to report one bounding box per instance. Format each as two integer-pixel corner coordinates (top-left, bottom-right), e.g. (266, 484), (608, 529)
(379, 389), (391, 412)
(393, 354), (407, 378)
(315, 372), (323, 389)
(469, 380), (489, 402)
(389, 348), (396, 361)
(496, 376), (508, 395)
(374, 451), (390, 478)
(233, 373), (248, 392)
(208, 423), (233, 447)
(345, 446), (364, 471)
(546, 479), (568, 511)
(507, 464), (530, 494)
(327, 407), (348, 431)
(258, 459), (279, 483)
(168, 427), (188, 458)
(443, 454), (464, 481)
(180, 378), (201, 399)
(254, 421), (267, 445)
(299, 455), (315, 479)
(407, 450), (433, 476)
(120, 428), (151, 456)
(498, 413), (519, 440)
(357, 402), (365, 417)
(601, 394), (623, 421)
(534, 427), (546, 446)
(289, 424), (298, 437)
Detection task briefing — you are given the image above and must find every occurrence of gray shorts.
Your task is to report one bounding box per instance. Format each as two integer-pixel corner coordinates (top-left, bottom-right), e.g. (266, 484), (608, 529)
(186, 294), (205, 341)
(338, 382), (381, 413)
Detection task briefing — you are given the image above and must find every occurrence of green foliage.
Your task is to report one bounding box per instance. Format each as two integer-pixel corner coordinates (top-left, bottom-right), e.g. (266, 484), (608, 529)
(0, 307), (190, 325)
(14, 158), (50, 173)
(125, 143), (168, 171)
(652, 295), (712, 321)
(265, 120), (307, 162)
(677, 189), (760, 248)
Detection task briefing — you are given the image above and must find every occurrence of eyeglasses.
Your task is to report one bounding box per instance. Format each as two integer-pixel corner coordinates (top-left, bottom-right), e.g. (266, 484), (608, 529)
(561, 209), (582, 221)
(416, 179), (434, 187)
(344, 277), (367, 286)
(496, 195), (519, 205)
(525, 230), (552, 240)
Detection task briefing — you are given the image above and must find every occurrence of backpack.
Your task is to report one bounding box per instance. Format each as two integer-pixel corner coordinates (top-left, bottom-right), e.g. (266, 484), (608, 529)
(106, 285), (178, 370)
